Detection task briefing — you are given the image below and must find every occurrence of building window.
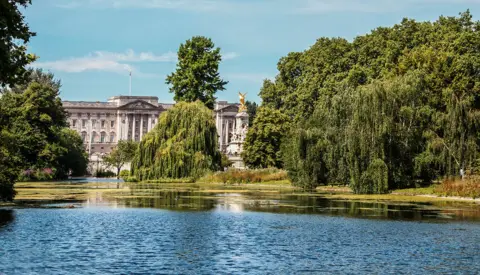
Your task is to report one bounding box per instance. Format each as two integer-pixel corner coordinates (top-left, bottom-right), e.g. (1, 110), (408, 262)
(72, 119), (77, 127)
(92, 120), (96, 127)
(100, 132), (106, 143)
(91, 132), (97, 143)
(110, 132), (115, 143)
(81, 132), (87, 143)
(101, 120), (105, 128)
(111, 121), (115, 128)
(82, 120), (87, 128)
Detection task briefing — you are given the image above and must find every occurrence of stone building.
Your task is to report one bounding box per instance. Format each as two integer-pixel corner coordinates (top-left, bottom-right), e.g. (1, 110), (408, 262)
(63, 96), (242, 162)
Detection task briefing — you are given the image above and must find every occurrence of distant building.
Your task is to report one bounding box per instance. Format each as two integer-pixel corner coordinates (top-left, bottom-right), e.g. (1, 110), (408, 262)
(62, 96), (242, 164)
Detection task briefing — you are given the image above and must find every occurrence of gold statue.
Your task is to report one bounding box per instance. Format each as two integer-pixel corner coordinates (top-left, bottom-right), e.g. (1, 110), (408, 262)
(239, 92), (247, 112)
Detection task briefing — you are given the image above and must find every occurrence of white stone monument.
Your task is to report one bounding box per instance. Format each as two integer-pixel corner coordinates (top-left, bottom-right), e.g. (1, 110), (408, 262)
(226, 92), (249, 169)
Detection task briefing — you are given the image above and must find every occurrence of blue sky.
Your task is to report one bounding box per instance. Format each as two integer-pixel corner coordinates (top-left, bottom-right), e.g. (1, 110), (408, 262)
(25, 0), (480, 104)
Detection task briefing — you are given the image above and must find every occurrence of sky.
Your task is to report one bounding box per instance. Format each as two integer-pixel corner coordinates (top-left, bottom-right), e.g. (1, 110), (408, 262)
(24, 0), (480, 104)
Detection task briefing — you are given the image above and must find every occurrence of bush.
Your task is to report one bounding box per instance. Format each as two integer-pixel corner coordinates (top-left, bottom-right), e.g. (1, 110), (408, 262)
(435, 177), (480, 198)
(94, 169), (116, 178)
(17, 168), (56, 182)
(142, 178), (195, 183)
(124, 176), (138, 182)
(199, 168), (288, 184)
(119, 170), (130, 180)
(354, 159), (389, 194)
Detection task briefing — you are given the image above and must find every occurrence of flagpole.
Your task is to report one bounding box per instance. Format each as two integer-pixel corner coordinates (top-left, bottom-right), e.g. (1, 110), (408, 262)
(129, 71), (132, 96)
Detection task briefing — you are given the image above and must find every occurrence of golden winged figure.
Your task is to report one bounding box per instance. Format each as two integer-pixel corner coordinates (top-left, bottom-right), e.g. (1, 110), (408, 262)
(239, 92), (247, 112)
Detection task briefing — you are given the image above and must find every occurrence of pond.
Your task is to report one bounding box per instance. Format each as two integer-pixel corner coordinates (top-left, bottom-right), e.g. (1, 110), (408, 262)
(1, 180), (479, 274)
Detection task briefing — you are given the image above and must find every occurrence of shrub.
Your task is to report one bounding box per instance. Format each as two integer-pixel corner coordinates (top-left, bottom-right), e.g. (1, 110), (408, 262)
(124, 176), (138, 183)
(435, 176), (480, 198)
(94, 169), (116, 178)
(198, 168), (288, 184)
(119, 170), (130, 180)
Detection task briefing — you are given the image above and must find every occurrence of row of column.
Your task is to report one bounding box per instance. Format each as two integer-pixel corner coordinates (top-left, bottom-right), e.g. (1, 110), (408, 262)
(117, 113), (154, 142)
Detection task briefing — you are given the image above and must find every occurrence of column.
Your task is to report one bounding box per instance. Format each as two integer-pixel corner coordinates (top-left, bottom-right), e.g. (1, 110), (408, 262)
(132, 114), (136, 141)
(140, 114), (144, 140)
(219, 112), (223, 149)
(148, 115), (152, 132)
(125, 114), (129, 140)
(225, 119), (229, 145)
(116, 112), (121, 142)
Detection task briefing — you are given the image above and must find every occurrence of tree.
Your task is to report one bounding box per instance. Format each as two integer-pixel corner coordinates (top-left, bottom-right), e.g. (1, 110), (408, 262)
(103, 140), (138, 179)
(0, 0), (36, 88)
(131, 101), (222, 180)
(166, 36), (228, 109)
(56, 129), (89, 177)
(245, 101), (258, 127)
(242, 107), (291, 169)
(255, 10), (480, 193)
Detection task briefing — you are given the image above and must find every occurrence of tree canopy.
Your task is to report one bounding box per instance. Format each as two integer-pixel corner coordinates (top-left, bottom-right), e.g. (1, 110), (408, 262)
(166, 36), (228, 109)
(0, 0), (36, 88)
(131, 101), (222, 180)
(103, 140), (138, 179)
(254, 11), (480, 193)
(0, 70), (88, 200)
(242, 107), (291, 169)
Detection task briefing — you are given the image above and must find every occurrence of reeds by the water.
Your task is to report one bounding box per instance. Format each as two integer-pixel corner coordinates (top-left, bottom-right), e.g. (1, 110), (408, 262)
(435, 177), (480, 199)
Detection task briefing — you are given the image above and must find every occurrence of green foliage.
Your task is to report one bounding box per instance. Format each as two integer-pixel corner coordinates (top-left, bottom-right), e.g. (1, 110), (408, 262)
(199, 168), (288, 184)
(119, 170), (130, 180)
(242, 107), (291, 169)
(131, 101), (222, 181)
(103, 140), (138, 179)
(220, 153), (233, 169)
(0, 0), (36, 88)
(245, 101), (258, 127)
(261, 11), (480, 193)
(166, 36), (228, 109)
(356, 159), (389, 194)
(94, 169), (116, 178)
(0, 70), (88, 200)
(123, 176), (138, 183)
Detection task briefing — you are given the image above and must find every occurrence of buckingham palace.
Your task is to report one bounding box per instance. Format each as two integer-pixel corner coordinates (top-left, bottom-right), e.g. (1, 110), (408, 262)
(63, 95), (241, 159)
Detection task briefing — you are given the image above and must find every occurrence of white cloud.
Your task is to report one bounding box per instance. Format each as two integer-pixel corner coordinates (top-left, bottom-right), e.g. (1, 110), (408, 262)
(32, 49), (238, 77)
(32, 49), (175, 77)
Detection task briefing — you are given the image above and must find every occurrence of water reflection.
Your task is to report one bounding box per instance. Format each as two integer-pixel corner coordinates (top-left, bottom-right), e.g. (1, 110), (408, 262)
(98, 188), (480, 221)
(0, 210), (14, 229)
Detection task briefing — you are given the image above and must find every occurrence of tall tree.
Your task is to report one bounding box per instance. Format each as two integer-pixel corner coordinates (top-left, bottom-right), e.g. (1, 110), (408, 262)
(245, 101), (258, 127)
(0, 0), (36, 88)
(242, 107), (291, 169)
(131, 101), (222, 180)
(166, 36), (228, 109)
(103, 140), (138, 179)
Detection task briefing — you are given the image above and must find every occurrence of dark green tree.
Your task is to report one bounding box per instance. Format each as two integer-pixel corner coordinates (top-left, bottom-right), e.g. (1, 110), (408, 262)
(242, 107), (291, 169)
(245, 100), (258, 127)
(131, 101), (222, 180)
(166, 36), (228, 109)
(103, 140), (138, 179)
(0, 0), (36, 88)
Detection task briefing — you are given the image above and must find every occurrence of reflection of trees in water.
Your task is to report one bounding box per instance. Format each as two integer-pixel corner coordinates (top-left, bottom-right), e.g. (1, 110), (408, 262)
(120, 188), (216, 211)
(0, 210), (14, 228)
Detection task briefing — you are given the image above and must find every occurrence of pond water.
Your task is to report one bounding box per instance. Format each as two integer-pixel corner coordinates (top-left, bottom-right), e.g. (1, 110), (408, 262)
(1, 182), (480, 274)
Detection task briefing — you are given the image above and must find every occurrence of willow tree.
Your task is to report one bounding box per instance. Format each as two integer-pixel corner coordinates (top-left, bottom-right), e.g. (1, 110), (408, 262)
(131, 101), (221, 180)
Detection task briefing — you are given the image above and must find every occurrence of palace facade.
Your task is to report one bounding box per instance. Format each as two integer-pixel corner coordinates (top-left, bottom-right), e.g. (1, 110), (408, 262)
(63, 96), (241, 158)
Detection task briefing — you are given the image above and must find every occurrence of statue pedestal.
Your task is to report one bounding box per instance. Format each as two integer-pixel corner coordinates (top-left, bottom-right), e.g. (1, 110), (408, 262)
(226, 111), (249, 169)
